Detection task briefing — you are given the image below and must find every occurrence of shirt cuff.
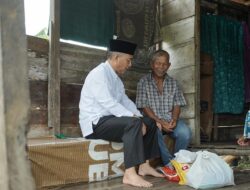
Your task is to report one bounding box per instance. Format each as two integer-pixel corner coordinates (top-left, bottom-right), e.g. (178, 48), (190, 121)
(134, 110), (143, 117)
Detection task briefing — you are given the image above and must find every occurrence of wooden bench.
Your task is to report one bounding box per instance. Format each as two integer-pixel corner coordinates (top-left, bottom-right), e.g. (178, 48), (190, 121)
(28, 136), (174, 189)
(28, 137), (124, 189)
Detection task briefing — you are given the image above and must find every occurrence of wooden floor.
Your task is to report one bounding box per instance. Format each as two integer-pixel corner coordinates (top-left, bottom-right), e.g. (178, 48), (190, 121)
(48, 170), (250, 190)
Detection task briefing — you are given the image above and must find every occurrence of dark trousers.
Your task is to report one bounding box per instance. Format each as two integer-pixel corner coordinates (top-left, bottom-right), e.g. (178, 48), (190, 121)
(86, 116), (160, 169)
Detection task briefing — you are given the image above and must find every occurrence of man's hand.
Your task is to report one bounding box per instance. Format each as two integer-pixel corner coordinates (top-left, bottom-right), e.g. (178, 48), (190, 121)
(169, 119), (177, 129)
(156, 121), (162, 131)
(160, 120), (173, 132)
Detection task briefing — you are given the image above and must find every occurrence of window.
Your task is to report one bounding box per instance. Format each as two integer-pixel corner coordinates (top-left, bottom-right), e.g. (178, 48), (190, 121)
(24, 0), (50, 39)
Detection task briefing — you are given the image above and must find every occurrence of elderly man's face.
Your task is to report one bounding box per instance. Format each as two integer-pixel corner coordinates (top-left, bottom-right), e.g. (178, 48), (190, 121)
(115, 53), (133, 75)
(151, 55), (170, 77)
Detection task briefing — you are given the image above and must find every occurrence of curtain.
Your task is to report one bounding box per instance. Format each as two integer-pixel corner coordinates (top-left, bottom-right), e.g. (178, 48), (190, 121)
(60, 0), (114, 47)
(201, 14), (244, 114)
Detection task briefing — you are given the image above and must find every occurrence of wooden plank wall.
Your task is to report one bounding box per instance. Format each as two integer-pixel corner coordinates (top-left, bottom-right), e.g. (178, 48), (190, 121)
(160, 0), (200, 144)
(27, 36), (146, 138)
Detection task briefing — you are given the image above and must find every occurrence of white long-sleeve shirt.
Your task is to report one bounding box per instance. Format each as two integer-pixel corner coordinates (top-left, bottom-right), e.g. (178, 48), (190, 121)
(79, 61), (142, 137)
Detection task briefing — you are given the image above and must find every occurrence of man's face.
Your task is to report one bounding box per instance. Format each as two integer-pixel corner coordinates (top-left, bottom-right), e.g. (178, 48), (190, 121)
(151, 55), (170, 77)
(115, 53), (133, 75)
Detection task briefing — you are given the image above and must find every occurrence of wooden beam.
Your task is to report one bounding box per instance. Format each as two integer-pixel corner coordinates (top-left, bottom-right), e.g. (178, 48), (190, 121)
(203, 0), (250, 12)
(48, 0), (61, 135)
(0, 0), (35, 189)
(191, 147), (250, 156)
(231, 0), (250, 6)
(193, 148), (250, 156)
(201, 0), (218, 14)
(195, 0), (201, 145)
(248, 12), (250, 28)
(0, 15), (9, 190)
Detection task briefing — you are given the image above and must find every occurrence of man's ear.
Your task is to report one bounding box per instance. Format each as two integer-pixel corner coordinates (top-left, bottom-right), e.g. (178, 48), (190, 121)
(114, 54), (119, 59)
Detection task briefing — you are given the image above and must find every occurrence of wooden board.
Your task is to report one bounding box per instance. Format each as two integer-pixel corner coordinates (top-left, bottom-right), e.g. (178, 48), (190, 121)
(164, 40), (195, 70)
(61, 69), (87, 84)
(181, 93), (195, 119)
(28, 53), (48, 81)
(160, 0), (175, 6)
(60, 45), (105, 72)
(27, 124), (52, 138)
(30, 81), (48, 108)
(168, 66), (195, 94)
(231, 0), (250, 6)
(29, 81), (82, 126)
(60, 83), (82, 108)
(54, 173), (250, 190)
(161, 17), (195, 48)
(185, 118), (196, 144)
(161, 0), (195, 26)
(27, 35), (49, 55)
(61, 124), (82, 137)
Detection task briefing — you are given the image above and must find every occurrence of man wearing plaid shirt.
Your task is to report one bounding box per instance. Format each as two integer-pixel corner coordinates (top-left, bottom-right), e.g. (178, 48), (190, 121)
(136, 50), (192, 181)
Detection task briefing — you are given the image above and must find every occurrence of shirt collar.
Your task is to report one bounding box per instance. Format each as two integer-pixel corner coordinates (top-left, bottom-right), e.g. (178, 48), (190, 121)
(105, 60), (119, 79)
(150, 72), (169, 81)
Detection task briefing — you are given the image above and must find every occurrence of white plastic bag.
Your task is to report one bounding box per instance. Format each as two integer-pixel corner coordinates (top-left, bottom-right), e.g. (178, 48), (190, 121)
(185, 151), (235, 189)
(174, 150), (197, 163)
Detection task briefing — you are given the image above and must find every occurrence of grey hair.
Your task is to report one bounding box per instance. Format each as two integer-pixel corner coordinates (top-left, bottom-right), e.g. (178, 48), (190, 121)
(106, 51), (126, 59)
(150, 50), (170, 65)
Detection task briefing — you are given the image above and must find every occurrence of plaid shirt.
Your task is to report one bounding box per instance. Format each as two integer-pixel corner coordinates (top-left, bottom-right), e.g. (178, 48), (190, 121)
(136, 73), (186, 121)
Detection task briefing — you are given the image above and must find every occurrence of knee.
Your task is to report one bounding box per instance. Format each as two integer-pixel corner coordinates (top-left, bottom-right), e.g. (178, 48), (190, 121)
(129, 117), (143, 131)
(130, 117), (148, 136)
(131, 117), (142, 126)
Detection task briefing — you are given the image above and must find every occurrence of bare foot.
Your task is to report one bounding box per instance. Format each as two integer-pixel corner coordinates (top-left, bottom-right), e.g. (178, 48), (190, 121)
(123, 167), (153, 188)
(237, 136), (250, 146)
(138, 161), (164, 177)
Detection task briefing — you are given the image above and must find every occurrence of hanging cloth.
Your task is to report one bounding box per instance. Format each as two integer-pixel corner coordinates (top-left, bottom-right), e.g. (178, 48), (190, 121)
(114, 0), (159, 69)
(201, 14), (244, 114)
(60, 0), (114, 47)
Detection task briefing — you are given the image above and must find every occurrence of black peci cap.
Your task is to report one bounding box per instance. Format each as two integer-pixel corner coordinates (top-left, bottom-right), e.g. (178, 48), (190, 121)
(109, 39), (137, 55)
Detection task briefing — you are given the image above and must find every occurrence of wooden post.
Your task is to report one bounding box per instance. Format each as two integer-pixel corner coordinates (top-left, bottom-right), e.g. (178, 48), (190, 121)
(213, 114), (219, 141)
(0, 16), (9, 190)
(248, 12), (250, 29)
(48, 0), (61, 135)
(0, 0), (35, 189)
(195, 0), (201, 145)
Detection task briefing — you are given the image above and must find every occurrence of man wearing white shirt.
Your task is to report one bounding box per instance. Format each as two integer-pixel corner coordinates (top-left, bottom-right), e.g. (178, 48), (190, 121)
(79, 39), (163, 187)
